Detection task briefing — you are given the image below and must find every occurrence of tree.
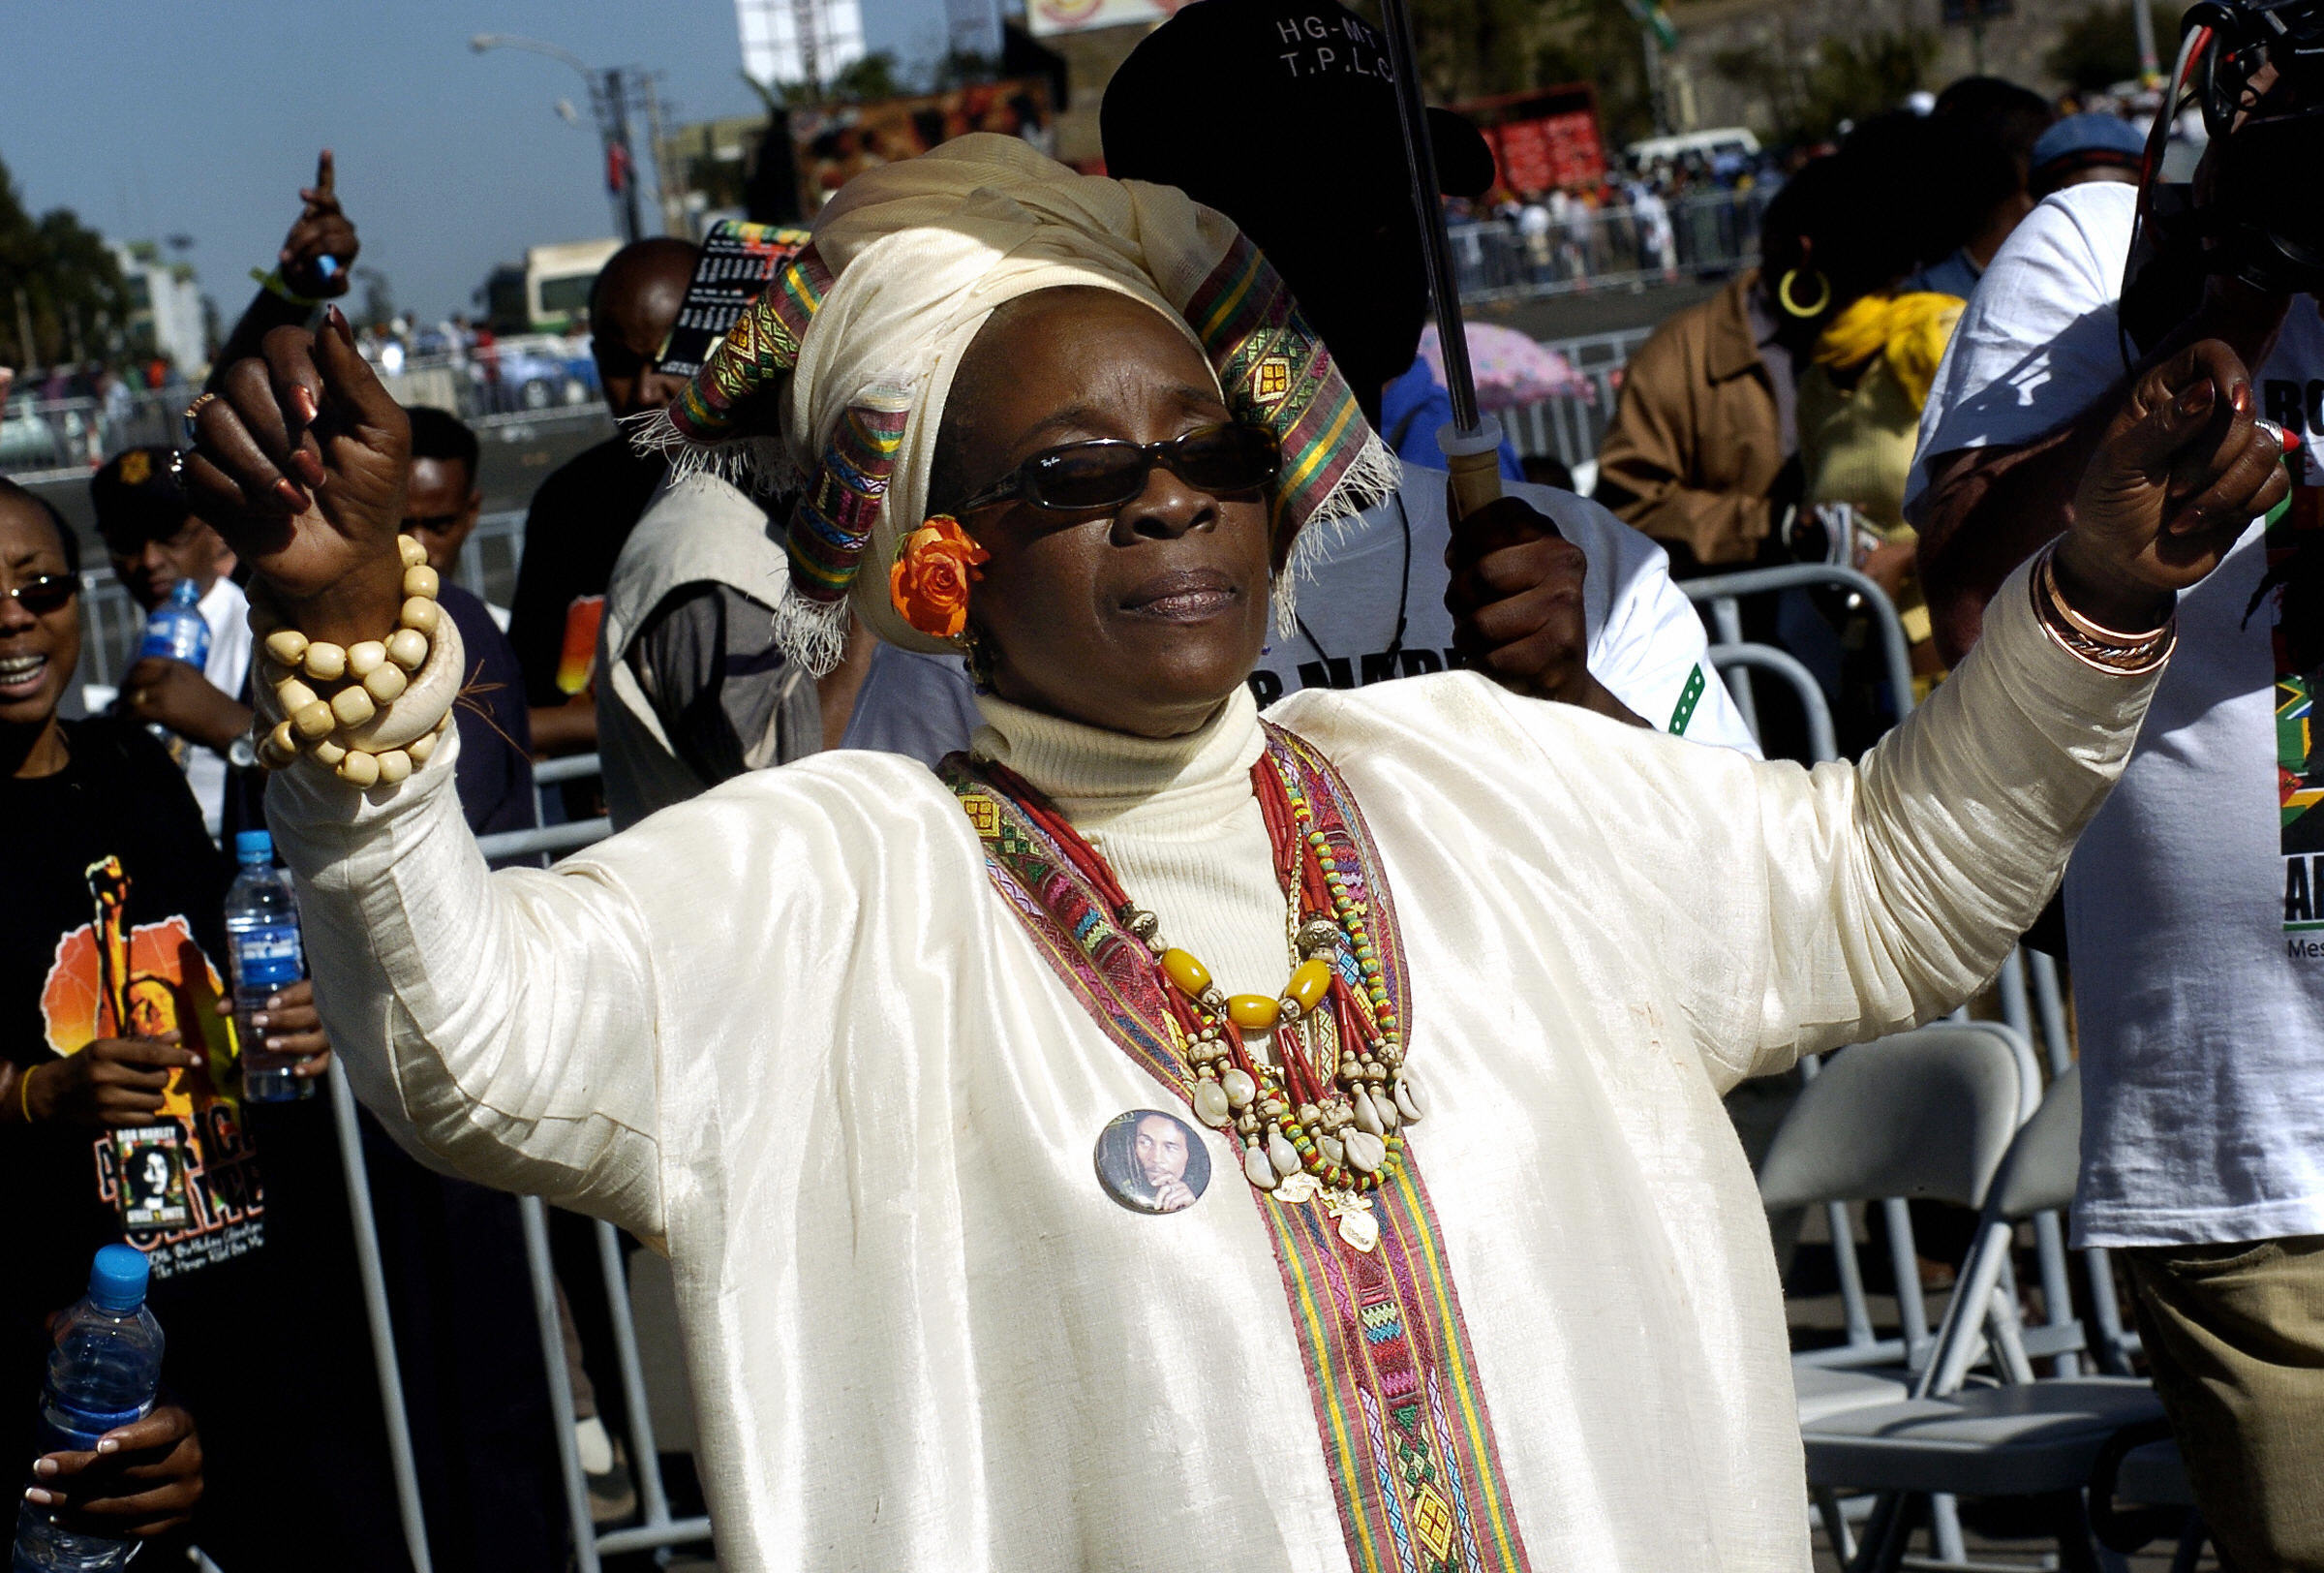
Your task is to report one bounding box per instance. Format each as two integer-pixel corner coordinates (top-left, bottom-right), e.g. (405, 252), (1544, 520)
(0, 156), (130, 370)
(1536, 0), (1665, 147)
(1713, 26), (1935, 144)
(1404, 0), (1561, 99)
(2046, 2), (2175, 91)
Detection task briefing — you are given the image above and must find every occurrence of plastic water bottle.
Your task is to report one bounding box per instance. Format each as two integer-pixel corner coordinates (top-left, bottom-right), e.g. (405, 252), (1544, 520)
(135, 579), (209, 670)
(225, 831), (311, 1103)
(10, 1246), (166, 1573)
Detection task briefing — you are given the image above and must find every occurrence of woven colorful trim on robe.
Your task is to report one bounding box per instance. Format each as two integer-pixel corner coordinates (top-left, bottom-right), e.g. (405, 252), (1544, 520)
(941, 725), (1532, 1573)
(1184, 236), (1373, 540)
(788, 396), (910, 606)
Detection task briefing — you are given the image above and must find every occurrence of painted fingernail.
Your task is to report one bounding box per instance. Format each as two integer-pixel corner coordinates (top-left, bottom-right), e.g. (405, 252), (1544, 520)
(2179, 382), (2214, 418)
(31, 1459), (56, 1478)
(24, 1487), (52, 1506)
(95, 1438), (118, 1456)
(293, 386), (319, 424)
(274, 478), (310, 511)
(267, 1036), (285, 1050)
(2233, 382), (2252, 415)
(266, 996), (283, 1010)
(251, 1012), (269, 1028)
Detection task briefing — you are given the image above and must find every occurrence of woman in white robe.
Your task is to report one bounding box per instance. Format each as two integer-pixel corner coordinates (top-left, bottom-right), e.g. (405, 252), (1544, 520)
(179, 138), (2280, 1572)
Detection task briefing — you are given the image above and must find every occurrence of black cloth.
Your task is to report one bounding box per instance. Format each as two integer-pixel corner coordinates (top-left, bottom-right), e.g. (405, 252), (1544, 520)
(217, 599), (565, 1568)
(505, 437), (665, 708)
(439, 582), (536, 841)
(0, 716), (405, 1569)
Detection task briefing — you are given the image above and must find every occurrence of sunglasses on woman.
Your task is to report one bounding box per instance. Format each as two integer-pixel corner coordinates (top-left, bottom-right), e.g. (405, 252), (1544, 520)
(3, 573), (76, 615)
(962, 422), (1281, 514)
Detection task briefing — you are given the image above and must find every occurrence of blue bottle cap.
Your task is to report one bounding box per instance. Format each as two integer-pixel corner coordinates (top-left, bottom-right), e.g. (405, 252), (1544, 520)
(234, 830), (274, 865)
(88, 1245), (149, 1311)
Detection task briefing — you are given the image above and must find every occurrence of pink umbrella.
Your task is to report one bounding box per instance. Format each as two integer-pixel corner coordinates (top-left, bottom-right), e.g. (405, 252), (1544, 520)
(1419, 323), (1591, 410)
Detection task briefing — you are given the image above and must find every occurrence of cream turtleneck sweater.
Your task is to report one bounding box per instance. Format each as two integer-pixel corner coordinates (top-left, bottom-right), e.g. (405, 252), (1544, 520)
(271, 556), (2160, 1573)
(971, 688), (1289, 1018)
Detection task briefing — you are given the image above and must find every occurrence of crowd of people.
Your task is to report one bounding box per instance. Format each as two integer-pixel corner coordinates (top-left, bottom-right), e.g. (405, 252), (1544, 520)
(3, 0), (2320, 1567)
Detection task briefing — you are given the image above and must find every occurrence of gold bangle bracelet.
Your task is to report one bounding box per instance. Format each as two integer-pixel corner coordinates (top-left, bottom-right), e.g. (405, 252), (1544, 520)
(2030, 544), (2175, 674)
(16, 1062), (39, 1124)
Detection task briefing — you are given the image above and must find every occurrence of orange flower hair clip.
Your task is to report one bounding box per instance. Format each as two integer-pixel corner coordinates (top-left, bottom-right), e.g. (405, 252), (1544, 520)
(889, 515), (990, 641)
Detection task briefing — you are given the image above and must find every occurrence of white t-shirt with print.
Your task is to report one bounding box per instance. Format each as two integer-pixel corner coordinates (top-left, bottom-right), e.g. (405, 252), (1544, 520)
(842, 461), (1759, 764)
(188, 576), (253, 837)
(1911, 179), (2324, 1247)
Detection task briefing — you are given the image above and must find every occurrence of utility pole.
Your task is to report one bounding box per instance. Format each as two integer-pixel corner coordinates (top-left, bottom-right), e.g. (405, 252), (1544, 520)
(598, 67), (644, 244)
(793, 0), (825, 96)
(2132, 0), (2162, 83)
(642, 73), (689, 240)
(473, 34), (651, 242)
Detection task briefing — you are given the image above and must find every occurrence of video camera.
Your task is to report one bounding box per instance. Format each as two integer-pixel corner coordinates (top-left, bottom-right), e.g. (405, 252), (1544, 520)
(2147, 0), (2324, 295)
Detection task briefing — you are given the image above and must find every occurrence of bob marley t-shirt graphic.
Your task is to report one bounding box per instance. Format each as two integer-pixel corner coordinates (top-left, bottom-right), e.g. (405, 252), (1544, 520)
(36, 852), (262, 1272)
(0, 719), (273, 1349)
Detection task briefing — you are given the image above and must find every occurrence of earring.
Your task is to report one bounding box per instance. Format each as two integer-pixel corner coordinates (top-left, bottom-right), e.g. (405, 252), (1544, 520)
(1778, 268), (1832, 320)
(961, 626), (998, 694)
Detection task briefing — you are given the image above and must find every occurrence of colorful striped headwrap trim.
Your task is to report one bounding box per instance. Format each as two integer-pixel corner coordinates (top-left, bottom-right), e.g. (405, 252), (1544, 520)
(633, 244), (836, 496)
(1189, 234), (1380, 543)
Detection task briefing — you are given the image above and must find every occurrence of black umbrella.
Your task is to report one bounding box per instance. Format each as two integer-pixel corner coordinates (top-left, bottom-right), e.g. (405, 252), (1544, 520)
(1376, 0), (1504, 518)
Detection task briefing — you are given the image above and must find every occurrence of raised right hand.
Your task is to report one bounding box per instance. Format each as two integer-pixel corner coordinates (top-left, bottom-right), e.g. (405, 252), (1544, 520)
(182, 310), (410, 647)
(25, 1036), (201, 1128)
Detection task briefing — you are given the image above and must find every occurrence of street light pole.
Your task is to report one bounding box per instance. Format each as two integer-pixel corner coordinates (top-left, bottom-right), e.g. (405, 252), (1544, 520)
(472, 33), (645, 243)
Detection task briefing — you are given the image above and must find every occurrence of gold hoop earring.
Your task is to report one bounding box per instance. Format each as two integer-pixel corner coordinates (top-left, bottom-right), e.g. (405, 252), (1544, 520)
(1778, 268), (1832, 320)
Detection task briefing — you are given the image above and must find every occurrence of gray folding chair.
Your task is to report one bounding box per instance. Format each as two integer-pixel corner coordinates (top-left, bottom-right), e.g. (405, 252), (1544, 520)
(1760, 1021), (2034, 1406)
(1803, 1066), (2167, 1573)
(1758, 1021), (2035, 1559)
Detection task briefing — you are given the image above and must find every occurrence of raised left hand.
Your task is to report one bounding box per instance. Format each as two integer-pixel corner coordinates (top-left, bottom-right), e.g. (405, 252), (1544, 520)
(24, 1402), (203, 1540)
(2061, 338), (2292, 627)
(121, 656), (251, 752)
(1445, 491), (1646, 725)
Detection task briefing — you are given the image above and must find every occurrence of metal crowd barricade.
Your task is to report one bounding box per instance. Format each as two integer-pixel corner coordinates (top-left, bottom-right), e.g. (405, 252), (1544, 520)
(1447, 185), (1771, 306)
(519, 1202), (716, 1569)
(480, 753), (706, 1566)
(1680, 563), (1916, 739)
(1496, 326), (1654, 476)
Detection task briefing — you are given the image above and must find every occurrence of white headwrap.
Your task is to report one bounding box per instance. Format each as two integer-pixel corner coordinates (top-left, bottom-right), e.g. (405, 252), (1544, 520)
(633, 133), (1397, 670)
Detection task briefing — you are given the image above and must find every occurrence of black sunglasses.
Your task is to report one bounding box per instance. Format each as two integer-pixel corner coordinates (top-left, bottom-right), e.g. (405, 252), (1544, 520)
(962, 423), (1281, 514)
(3, 573), (76, 615)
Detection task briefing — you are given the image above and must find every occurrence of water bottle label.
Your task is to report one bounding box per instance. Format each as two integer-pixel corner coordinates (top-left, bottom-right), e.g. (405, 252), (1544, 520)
(231, 922), (303, 987)
(34, 1400), (149, 1456)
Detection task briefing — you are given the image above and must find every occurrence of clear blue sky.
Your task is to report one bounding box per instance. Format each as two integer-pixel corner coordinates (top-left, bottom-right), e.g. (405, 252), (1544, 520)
(4, 0), (956, 323)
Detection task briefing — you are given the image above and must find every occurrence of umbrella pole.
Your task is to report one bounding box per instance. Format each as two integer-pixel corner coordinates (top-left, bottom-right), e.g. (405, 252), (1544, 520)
(1376, 0), (1504, 517)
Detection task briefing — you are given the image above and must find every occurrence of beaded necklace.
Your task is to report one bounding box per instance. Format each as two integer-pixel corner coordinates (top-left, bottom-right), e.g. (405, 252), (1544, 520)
(977, 743), (1425, 1208)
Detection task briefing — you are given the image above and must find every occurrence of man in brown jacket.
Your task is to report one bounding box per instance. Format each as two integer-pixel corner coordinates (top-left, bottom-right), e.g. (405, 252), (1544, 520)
(1593, 267), (1794, 572)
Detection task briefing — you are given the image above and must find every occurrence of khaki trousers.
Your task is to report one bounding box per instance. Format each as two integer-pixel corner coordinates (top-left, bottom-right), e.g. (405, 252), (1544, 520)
(2125, 1236), (2324, 1572)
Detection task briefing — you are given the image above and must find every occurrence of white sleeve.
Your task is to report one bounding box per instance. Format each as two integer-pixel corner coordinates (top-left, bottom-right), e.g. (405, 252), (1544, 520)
(266, 728), (671, 1237)
(1547, 489), (1763, 756)
(1905, 183), (2137, 513)
(1496, 555), (2156, 1085)
(840, 643), (982, 766)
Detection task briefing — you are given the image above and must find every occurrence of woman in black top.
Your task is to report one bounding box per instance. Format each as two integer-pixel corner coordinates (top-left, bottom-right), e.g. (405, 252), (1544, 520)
(0, 479), (404, 1567)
